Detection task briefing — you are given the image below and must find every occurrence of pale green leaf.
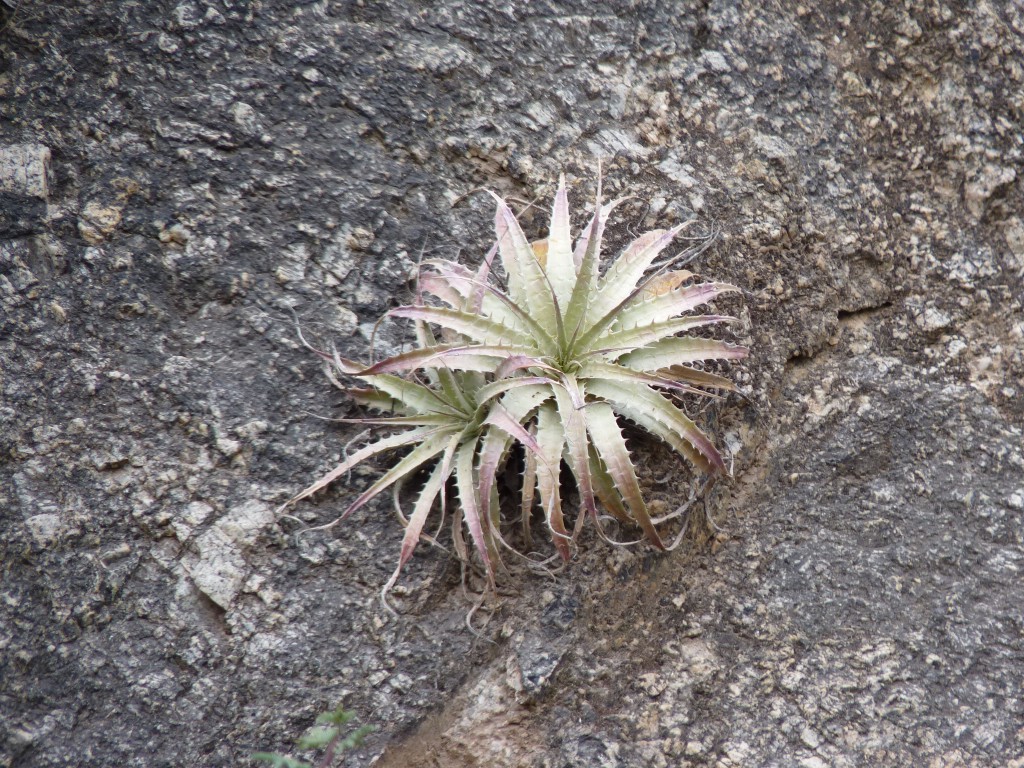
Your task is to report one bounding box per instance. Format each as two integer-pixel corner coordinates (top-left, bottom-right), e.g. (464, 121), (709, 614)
(632, 269), (695, 299)
(382, 438), (458, 600)
(545, 174), (576, 311)
(583, 401), (664, 547)
(617, 337), (748, 370)
(340, 430), (460, 520)
(662, 364), (739, 391)
(589, 315), (735, 356)
(579, 359), (717, 399)
(315, 708), (356, 726)
(552, 376), (598, 522)
(475, 375), (554, 408)
(359, 344), (537, 376)
(571, 196), (625, 270)
(614, 282), (740, 330)
(491, 193), (560, 335)
(389, 306), (533, 347)
(354, 372), (463, 416)
(586, 223), (690, 327)
(586, 378), (723, 475)
(282, 427), (446, 509)
(455, 440), (495, 587)
(563, 200), (605, 342)
(587, 443), (631, 525)
(337, 724), (374, 751)
(521, 437), (538, 544)
(535, 401), (570, 561)
(345, 387), (405, 413)
(498, 381), (555, 421)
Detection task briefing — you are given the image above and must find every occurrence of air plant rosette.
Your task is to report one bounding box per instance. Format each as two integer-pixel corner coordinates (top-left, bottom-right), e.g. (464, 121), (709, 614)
(281, 172), (748, 608)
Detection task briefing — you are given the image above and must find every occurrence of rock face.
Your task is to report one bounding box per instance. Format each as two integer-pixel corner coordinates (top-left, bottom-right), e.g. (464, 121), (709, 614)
(1, 2), (1022, 767)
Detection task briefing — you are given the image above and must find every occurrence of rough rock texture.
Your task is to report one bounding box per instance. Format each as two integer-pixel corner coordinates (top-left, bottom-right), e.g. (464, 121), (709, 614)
(1, 1), (1022, 767)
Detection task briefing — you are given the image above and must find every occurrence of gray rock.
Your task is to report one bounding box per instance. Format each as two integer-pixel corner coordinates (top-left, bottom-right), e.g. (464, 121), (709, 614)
(2, 2), (1023, 767)
(0, 143), (50, 199)
(964, 164), (1016, 219)
(24, 513), (62, 547)
(187, 500), (274, 609)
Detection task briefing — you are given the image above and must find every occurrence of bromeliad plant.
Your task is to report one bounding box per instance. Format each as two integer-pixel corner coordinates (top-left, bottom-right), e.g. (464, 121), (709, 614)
(288, 313), (552, 599)
(283, 174), (747, 603)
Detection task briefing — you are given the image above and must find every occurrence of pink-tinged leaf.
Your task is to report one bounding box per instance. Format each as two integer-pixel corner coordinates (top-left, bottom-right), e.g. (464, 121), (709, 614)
(662, 365), (739, 391)
(587, 378), (724, 475)
(475, 424), (514, 539)
(572, 196), (625, 270)
(493, 355), (556, 380)
(329, 348), (366, 376)
(334, 414), (459, 427)
(587, 222), (691, 326)
(483, 403), (541, 454)
(588, 444), (631, 525)
(422, 256), (525, 331)
(418, 272), (465, 309)
(450, 509), (468, 563)
(281, 427), (448, 510)
(475, 382), (557, 544)
(389, 305), (533, 347)
(421, 258), (475, 294)
(381, 437), (458, 604)
(584, 401), (665, 549)
(352, 371), (462, 416)
(359, 344), (535, 376)
(475, 383), (552, 530)
(483, 383), (553, 531)
(565, 199), (632, 342)
(485, 484), (505, 557)
(339, 430), (459, 520)
(345, 387), (404, 413)
(421, 260), (556, 353)
(476, 422), (512, 484)
(617, 338), (749, 370)
(426, 434), (460, 537)
(579, 360), (720, 399)
(535, 401), (571, 561)
(615, 282), (741, 330)
(490, 192), (535, 284)
(491, 193), (558, 327)
(637, 269), (695, 298)
(468, 242), (500, 313)
(475, 376), (554, 408)
(454, 440), (495, 588)
(552, 377), (598, 523)
(480, 384), (554, 537)
(590, 315), (736, 356)
(521, 436), (538, 545)
(546, 174), (576, 310)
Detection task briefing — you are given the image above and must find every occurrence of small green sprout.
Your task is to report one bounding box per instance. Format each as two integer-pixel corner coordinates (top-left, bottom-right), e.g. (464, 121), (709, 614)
(252, 706), (373, 768)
